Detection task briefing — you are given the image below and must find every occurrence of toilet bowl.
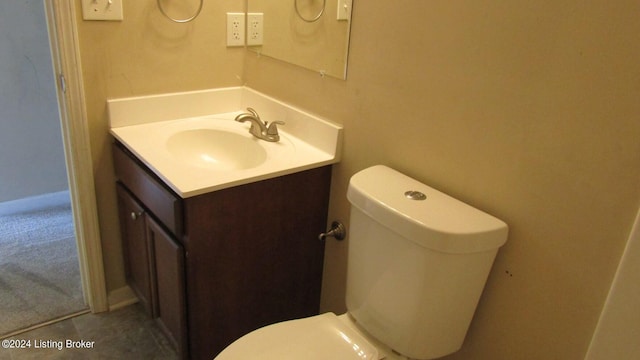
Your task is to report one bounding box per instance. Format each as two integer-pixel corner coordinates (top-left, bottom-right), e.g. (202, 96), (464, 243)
(215, 165), (508, 360)
(215, 312), (389, 360)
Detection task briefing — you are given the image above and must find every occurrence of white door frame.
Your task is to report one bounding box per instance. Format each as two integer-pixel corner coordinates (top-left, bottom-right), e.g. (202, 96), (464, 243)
(45, 0), (108, 313)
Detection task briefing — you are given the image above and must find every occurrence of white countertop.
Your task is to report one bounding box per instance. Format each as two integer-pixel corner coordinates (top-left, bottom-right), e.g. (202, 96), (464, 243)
(108, 87), (342, 198)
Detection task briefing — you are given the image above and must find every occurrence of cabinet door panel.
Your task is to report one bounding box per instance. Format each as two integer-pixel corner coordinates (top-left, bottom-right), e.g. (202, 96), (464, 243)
(116, 183), (154, 316)
(147, 216), (188, 359)
(184, 165), (331, 358)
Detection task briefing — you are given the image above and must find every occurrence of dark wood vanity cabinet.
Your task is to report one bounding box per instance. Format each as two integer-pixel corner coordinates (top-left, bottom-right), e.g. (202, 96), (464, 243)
(113, 141), (331, 359)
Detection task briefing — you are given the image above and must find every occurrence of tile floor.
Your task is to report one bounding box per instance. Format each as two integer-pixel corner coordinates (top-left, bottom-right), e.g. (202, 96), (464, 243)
(0, 304), (178, 359)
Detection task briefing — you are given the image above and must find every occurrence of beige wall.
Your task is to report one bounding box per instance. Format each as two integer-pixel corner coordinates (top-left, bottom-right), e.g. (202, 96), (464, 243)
(74, 0), (245, 292)
(243, 1), (640, 359)
(75, 0), (640, 358)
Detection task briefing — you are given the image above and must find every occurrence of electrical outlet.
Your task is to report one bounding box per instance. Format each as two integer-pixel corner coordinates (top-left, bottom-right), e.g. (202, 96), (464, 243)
(336, 0), (352, 21)
(247, 13), (264, 46)
(226, 13), (245, 47)
(82, 0), (124, 21)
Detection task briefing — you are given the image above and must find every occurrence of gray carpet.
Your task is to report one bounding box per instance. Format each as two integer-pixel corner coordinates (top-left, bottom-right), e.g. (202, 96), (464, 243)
(0, 199), (86, 336)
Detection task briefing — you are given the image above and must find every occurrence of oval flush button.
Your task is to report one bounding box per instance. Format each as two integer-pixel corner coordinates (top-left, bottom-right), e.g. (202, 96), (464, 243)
(404, 190), (427, 200)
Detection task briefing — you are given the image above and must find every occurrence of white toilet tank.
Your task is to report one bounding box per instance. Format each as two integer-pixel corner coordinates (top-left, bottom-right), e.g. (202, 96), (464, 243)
(346, 165), (508, 359)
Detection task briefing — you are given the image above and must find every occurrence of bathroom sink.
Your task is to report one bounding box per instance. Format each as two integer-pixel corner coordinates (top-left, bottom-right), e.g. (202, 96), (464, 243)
(166, 129), (267, 171)
(109, 87), (343, 198)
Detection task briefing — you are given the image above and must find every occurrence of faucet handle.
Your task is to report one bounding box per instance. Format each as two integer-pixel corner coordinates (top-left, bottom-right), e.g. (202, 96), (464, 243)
(266, 121), (285, 135)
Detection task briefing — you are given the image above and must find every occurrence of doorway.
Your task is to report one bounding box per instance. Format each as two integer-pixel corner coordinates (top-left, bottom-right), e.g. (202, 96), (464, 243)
(0, 1), (87, 336)
(1, 0), (108, 336)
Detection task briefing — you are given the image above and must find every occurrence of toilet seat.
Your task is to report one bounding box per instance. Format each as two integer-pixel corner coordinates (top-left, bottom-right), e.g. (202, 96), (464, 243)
(214, 312), (379, 360)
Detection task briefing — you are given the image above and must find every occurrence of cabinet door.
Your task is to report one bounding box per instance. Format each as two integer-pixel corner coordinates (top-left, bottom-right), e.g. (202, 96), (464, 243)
(147, 216), (188, 359)
(116, 183), (155, 316)
(183, 166), (332, 358)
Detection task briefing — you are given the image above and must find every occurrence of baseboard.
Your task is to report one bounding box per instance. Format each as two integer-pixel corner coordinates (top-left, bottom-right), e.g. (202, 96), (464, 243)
(0, 190), (70, 216)
(107, 285), (139, 311)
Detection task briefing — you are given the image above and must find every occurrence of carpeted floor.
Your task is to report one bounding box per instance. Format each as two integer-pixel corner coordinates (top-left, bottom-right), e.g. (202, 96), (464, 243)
(0, 193), (86, 336)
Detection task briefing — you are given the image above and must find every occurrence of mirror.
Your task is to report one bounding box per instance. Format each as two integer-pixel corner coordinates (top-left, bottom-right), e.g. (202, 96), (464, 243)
(246, 0), (353, 79)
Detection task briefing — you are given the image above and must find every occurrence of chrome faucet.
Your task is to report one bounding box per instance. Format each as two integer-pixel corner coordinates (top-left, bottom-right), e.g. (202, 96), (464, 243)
(234, 108), (285, 142)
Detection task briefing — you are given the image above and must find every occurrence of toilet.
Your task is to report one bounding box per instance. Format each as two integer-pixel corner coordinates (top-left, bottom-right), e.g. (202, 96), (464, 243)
(215, 165), (508, 360)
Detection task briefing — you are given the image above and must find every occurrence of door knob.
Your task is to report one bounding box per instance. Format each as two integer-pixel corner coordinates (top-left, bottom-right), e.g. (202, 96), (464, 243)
(130, 211), (144, 220)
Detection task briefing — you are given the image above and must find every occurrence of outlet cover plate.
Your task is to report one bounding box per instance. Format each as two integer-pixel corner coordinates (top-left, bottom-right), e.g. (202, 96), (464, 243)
(82, 0), (124, 21)
(226, 13), (245, 47)
(247, 13), (264, 46)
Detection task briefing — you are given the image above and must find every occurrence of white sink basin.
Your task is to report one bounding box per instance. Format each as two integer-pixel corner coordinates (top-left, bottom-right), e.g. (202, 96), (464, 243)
(166, 129), (267, 170)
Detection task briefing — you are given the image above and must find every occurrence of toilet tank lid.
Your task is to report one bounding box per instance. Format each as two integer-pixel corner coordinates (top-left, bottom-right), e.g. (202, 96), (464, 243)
(347, 165), (508, 254)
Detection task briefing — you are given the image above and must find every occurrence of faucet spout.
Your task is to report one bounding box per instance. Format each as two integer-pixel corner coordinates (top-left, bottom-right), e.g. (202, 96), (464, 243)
(234, 108), (284, 142)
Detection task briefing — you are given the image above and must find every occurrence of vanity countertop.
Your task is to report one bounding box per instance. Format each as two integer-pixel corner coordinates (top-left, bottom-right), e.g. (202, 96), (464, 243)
(108, 87), (342, 198)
